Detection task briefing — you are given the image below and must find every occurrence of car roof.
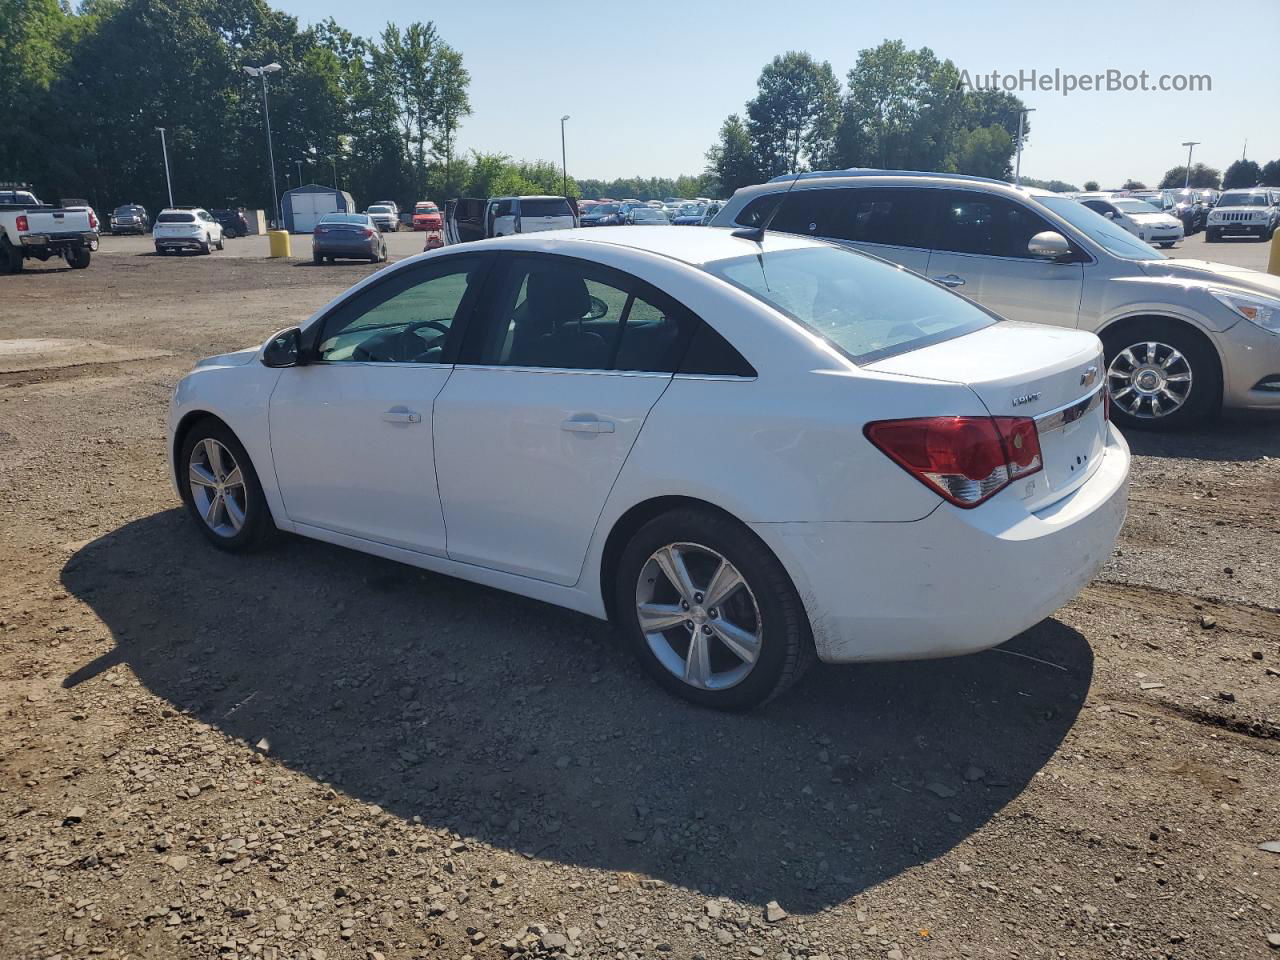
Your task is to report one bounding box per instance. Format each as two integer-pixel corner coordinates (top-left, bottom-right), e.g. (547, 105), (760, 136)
(730, 171), (1057, 203)
(465, 225), (818, 266)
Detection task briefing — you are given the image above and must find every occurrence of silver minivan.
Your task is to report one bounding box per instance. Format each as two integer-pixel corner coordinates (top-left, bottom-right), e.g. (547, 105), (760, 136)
(713, 171), (1280, 430)
(445, 195), (577, 244)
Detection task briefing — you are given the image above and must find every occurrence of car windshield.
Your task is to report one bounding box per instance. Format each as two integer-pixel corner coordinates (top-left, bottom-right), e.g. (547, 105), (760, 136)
(1168, 190), (1197, 203)
(520, 198), (572, 217)
(157, 212), (195, 223)
(415, 204), (437, 212)
(368, 206), (391, 214)
(1218, 192), (1268, 207)
(1112, 199), (1162, 214)
(1034, 195), (1165, 260)
(679, 204), (707, 217)
(633, 209), (664, 220)
(588, 204), (619, 215)
(114, 206), (142, 215)
(704, 245), (996, 365)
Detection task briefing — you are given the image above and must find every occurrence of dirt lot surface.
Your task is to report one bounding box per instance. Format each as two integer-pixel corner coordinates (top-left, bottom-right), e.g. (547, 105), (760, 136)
(1, 253), (1279, 960)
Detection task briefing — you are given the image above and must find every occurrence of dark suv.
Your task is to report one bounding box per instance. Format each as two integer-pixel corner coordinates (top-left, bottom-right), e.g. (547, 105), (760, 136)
(211, 208), (250, 239)
(1165, 189), (1209, 234)
(109, 204), (149, 235)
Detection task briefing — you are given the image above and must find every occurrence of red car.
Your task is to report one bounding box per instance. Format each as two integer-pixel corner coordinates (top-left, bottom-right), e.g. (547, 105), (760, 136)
(412, 201), (442, 232)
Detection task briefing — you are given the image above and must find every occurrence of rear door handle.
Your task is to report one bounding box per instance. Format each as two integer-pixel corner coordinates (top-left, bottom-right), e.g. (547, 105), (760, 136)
(561, 417), (615, 434)
(934, 274), (966, 288)
(382, 408), (422, 424)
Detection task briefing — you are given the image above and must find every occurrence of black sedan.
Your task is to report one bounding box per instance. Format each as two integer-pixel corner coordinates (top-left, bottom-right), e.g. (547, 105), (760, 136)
(312, 213), (388, 264)
(580, 202), (624, 226)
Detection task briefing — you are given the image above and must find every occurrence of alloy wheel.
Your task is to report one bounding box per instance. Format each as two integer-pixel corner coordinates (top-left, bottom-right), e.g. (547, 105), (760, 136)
(635, 542), (762, 691)
(1106, 340), (1193, 419)
(187, 438), (247, 537)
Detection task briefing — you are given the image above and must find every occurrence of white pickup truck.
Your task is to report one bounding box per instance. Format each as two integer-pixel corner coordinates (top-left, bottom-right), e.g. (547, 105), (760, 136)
(0, 188), (97, 273)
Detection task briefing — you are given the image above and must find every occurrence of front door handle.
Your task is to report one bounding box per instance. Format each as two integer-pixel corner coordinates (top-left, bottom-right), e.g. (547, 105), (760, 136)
(382, 408), (422, 424)
(934, 274), (966, 288)
(561, 417), (615, 434)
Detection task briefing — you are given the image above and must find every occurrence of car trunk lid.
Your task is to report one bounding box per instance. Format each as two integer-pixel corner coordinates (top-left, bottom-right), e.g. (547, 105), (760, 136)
(867, 322), (1108, 511)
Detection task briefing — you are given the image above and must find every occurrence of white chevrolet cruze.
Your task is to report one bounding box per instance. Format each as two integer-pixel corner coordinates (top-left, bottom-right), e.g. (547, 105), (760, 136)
(168, 227), (1130, 709)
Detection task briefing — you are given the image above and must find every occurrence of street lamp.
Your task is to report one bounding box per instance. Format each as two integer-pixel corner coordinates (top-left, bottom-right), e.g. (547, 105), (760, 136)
(243, 62), (282, 227)
(1181, 141), (1200, 188)
(294, 159), (303, 185)
(155, 127), (174, 207)
(560, 115), (570, 198)
(1014, 107), (1035, 187)
(327, 155), (338, 189)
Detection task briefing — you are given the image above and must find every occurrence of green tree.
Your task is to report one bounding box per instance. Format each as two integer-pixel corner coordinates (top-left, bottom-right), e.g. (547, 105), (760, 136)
(1158, 164), (1221, 189)
(951, 124), (1012, 179)
(1222, 159), (1262, 189)
(1083, 181), (1100, 191)
(430, 43), (470, 195)
(706, 114), (760, 195)
(1018, 177), (1080, 193)
(0, 0), (71, 181)
(1121, 179), (1147, 190)
(745, 51), (841, 177)
(1261, 159), (1280, 186)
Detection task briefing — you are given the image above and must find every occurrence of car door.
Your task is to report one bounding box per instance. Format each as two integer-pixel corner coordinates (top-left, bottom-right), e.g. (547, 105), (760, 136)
(924, 190), (1085, 328)
(433, 252), (697, 585)
(268, 253), (491, 554)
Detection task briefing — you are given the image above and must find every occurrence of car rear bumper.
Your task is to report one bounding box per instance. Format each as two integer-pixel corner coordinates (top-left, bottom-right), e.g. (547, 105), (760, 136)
(752, 424), (1130, 663)
(20, 231), (94, 248)
(314, 238), (377, 257)
(155, 237), (206, 250)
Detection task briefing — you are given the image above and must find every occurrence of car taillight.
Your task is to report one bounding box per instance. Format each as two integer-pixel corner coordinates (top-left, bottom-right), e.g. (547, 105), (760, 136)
(16, 215), (28, 231)
(864, 415), (1043, 508)
(362, 228), (374, 238)
(89, 211), (98, 229)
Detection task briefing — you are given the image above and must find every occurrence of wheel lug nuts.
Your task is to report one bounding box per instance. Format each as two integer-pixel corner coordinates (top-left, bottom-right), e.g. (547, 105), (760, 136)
(685, 620), (695, 630)
(681, 601), (689, 610)
(702, 625), (713, 635)
(694, 593), (703, 603)
(708, 608), (718, 618)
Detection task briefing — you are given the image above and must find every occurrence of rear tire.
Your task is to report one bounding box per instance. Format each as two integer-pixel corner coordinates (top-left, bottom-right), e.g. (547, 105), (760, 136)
(67, 247), (91, 269)
(1102, 318), (1220, 432)
(615, 507), (814, 710)
(1, 237), (22, 273)
(179, 419), (276, 552)
(313, 251), (322, 265)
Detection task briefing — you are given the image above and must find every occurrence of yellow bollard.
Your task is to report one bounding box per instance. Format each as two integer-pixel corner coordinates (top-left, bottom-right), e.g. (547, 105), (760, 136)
(1269, 229), (1280, 277)
(267, 230), (291, 258)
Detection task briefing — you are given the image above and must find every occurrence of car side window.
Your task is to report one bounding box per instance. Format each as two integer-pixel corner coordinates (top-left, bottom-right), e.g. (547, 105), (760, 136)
(316, 256), (484, 364)
(495, 199), (514, 218)
(768, 190), (848, 239)
(468, 255), (697, 373)
(936, 192), (1057, 259)
(837, 188), (935, 248)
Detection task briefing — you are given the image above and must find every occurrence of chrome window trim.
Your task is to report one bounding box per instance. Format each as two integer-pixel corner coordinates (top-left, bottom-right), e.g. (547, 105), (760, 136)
(1034, 385), (1105, 433)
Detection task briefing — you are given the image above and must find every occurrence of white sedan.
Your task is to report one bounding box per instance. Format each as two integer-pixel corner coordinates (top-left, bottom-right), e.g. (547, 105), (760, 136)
(168, 227), (1130, 709)
(1077, 196), (1184, 248)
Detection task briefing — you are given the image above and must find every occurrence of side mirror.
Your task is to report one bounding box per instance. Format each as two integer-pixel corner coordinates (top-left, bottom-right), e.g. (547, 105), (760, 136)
(262, 327), (303, 367)
(1027, 231), (1073, 260)
(1102, 211), (1115, 219)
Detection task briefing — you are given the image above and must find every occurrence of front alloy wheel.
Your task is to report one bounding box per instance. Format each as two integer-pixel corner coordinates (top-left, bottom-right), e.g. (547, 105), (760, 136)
(188, 437), (247, 538)
(1106, 340), (1192, 421)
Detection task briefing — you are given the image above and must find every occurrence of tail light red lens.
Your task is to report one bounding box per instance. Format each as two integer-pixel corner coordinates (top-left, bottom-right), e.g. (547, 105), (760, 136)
(89, 211), (98, 229)
(865, 415), (1043, 508)
(362, 228), (375, 238)
(16, 214), (28, 232)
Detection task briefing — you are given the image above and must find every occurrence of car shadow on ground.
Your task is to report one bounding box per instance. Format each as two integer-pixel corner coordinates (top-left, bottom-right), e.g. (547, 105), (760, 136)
(1123, 411), (1280, 462)
(61, 509), (1091, 914)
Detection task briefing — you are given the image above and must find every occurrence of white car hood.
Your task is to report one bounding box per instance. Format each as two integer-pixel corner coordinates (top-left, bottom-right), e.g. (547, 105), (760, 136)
(195, 347), (258, 369)
(1139, 259), (1280, 299)
(1129, 213), (1180, 228)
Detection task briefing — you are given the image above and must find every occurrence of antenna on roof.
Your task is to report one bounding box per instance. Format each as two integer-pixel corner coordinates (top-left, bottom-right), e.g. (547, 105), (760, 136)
(731, 167), (803, 243)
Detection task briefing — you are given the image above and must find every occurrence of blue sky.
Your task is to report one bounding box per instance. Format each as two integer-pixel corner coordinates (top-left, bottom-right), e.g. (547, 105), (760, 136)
(275, 0), (1279, 188)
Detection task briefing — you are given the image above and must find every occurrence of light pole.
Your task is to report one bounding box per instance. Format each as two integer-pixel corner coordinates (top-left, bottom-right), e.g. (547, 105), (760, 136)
(327, 155), (337, 189)
(294, 159), (303, 185)
(560, 115), (570, 198)
(155, 127), (174, 207)
(1181, 141), (1200, 188)
(243, 63), (282, 226)
(1014, 107), (1035, 187)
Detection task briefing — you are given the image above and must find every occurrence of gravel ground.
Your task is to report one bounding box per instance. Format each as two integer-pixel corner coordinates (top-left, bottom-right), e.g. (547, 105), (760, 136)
(1, 253), (1278, 960)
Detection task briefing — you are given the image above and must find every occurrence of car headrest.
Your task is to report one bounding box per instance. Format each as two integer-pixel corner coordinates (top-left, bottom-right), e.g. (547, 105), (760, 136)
(526, 267), (590, 324)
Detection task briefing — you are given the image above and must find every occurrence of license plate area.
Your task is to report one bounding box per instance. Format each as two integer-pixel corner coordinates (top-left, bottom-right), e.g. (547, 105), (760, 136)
(1028, 387), (1107, 504)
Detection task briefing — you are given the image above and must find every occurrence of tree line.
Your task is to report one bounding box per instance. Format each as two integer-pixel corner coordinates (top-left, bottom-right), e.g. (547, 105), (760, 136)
(706, 42), (1034, 194)
(1, 0), (501, 217)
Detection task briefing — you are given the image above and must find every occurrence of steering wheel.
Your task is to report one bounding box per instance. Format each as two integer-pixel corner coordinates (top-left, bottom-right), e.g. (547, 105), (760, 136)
(405, 318), (452, 338)
(581, 295), (608, 321)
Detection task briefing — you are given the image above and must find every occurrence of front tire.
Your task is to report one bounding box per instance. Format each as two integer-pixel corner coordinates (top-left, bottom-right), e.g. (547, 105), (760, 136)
(179, 419), (275, 551)
(1103, 319), (1220, 431)
(1205, 229), (1219, 242)
(615, 507), (814, 710)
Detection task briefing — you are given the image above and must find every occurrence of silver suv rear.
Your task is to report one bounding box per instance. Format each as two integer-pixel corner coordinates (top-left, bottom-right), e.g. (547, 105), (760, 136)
(713, 171), (1280, 429)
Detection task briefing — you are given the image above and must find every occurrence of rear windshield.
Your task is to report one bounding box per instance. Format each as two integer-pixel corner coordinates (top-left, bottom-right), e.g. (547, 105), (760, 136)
(705, 245), (994, 365)
(519, 198), (573, 218)
(320, 214), (367, 224)
(158, 212), (195, 223)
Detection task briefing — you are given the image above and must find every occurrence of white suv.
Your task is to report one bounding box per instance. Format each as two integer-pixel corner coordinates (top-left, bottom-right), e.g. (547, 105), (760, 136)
(713, 171), (1280, 429)
(154, 207), (224, 255)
